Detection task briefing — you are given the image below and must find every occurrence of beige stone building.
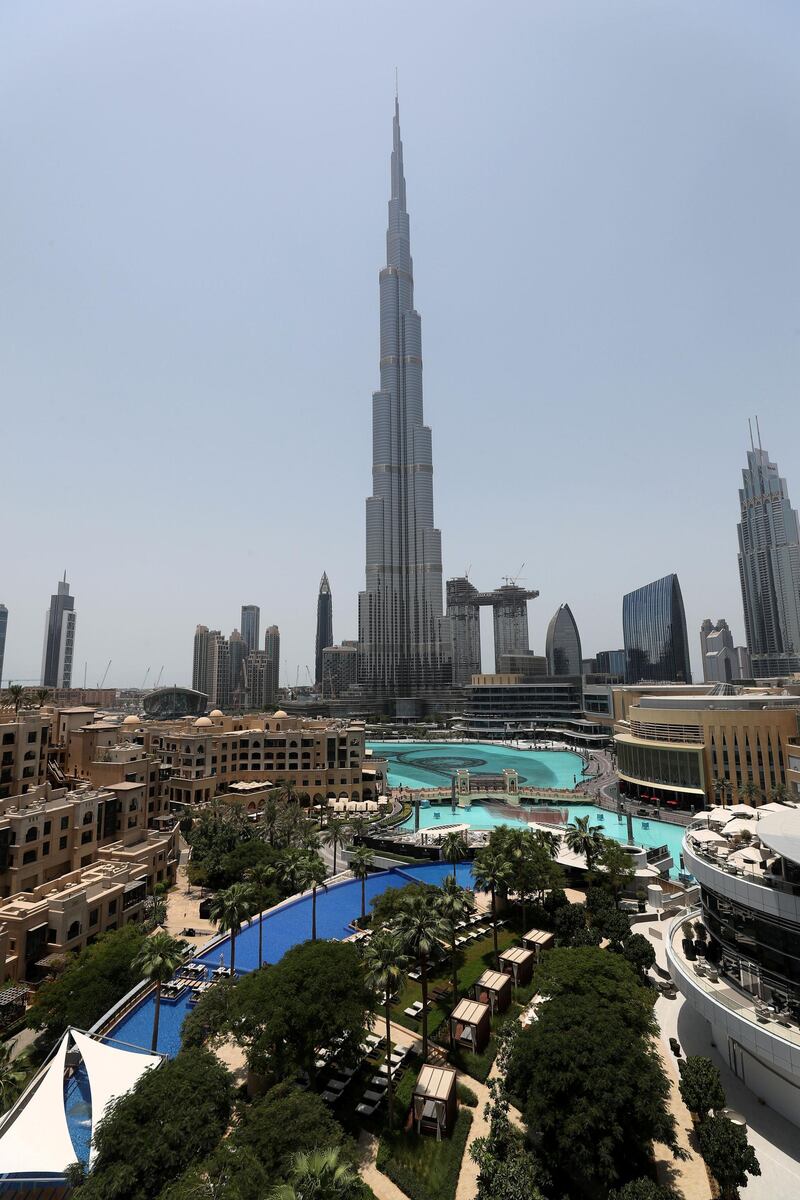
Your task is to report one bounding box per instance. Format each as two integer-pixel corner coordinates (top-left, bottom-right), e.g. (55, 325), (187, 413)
(613, 686), (800, 809)
(0, 713), (50, 800)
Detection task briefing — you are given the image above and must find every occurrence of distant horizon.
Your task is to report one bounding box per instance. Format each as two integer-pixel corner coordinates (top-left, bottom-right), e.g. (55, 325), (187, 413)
(2, 1), (799, 689)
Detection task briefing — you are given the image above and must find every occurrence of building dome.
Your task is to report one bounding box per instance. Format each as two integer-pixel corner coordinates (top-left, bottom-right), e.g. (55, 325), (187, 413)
(209, 709), (224, 719)
(272, 709), (288, 719)
(123, 714), (140, 726)
(194, 716), (213, 727)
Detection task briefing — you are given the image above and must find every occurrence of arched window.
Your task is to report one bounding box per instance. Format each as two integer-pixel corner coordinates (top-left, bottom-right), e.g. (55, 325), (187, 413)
(25, 826), (38, 843)
(83, 811), (94, 825)
(66, 920), (81, 942)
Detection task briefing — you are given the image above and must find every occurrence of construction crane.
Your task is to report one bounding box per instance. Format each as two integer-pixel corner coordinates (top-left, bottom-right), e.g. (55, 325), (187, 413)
(97, 660), (112, 688)
(305, 665), (313, 685)
(503, 563), (526, 587)
(141, 666), (150, 690)
(154, 666), (164, 689)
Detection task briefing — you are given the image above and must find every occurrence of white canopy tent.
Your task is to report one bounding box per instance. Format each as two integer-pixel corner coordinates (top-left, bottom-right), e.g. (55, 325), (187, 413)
(0, 1030), (76, 1178)
(71, 1030), (160, 1163)
(689, 828), (728, 846)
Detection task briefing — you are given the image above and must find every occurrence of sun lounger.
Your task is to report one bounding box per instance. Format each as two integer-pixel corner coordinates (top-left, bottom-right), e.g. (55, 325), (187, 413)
(369, 1074), (389, 1088)
(321, 1090), (339, 1103)
(363, 1089), (384, 1103)
(357, 1100), (380, 1117)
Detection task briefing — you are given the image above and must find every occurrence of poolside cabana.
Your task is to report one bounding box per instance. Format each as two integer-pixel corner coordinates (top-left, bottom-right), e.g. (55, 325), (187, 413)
(449, 998), (490, 1053)
(522, 928), (555, 959)
(413, 1065), (458, 1139)
(473, 969), (512, 1015)
(499, 946), (535, 987)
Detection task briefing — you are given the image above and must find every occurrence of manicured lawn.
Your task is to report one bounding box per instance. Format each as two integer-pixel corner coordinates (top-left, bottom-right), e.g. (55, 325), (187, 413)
(378, 1109), (473, 1200)
(391, 924), (517, 1036)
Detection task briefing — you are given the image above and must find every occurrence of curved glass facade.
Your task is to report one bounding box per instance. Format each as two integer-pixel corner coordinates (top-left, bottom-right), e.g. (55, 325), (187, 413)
(623, 574), (691, 684)
(545, 603), (582, 676)
(142, 687), (208, 720)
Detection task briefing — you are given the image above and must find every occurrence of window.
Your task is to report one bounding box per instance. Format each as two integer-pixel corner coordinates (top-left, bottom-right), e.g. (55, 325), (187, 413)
(60, 815), (69, 830)
(66, 920), (81, 941)
(25, 827), (38, 843)
(83, 811), (93, 825)
(89, 908), (99, 926)
(22, 849), (36, 864)
(108, 899), (117, 915)
(1, 733), (13, 745)
(59, 836), (68, 850)
(27, 732), (37, 744)
(43, 820), (51, 835)
(81, 830), (93, 845)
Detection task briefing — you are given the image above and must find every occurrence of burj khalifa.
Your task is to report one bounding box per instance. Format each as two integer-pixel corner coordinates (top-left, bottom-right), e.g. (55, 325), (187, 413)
(358, 100), (452, 695)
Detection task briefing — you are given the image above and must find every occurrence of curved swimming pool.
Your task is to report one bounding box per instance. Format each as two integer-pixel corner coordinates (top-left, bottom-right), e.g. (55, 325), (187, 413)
(108, 862), (475, 1058)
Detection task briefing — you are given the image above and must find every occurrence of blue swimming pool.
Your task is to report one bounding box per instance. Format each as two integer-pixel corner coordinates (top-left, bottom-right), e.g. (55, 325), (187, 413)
(368, 741), (585, 791)
(109, 862), (475, 1058)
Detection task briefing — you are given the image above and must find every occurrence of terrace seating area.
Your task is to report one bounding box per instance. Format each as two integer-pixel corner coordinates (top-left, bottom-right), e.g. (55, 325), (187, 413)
(316, 1032), (412, 1112)
(685, 802), (800, 892)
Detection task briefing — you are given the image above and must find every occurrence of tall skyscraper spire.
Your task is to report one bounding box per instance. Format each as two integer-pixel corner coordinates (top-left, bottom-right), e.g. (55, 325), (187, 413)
(315, 572), (333, 687)
(358, 100), (451, 695)
(738, 435), (800, 676)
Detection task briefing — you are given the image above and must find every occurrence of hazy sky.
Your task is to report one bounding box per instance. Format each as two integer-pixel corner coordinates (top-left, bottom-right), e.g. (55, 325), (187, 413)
(2, 1), (800, 689)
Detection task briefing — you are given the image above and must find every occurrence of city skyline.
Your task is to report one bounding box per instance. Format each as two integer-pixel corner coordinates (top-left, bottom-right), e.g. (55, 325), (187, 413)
(3, 3), (800, 688)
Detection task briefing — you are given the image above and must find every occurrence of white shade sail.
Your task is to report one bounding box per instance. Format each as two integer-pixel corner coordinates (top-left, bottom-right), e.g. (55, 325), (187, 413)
(0, 1031), (76, 1178)
(71, 1030), (160, 1164)
(689, 828), (727, 845)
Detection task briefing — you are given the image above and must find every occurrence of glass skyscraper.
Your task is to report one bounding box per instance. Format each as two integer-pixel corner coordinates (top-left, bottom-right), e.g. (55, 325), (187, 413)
(315, 573), (333, 687)
(737, 441), (800, 677)
(41, 574), (76, 689)
(358, 99), (451, 695)
(0, 604), (6, 688)
(240, 605), (260, 656)
(545, 603), (582, 676)
(622, 574), (691, 684)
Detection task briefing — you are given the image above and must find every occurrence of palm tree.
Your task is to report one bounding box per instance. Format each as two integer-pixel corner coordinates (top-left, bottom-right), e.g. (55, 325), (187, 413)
(274, 778), (299, 806)
(245, 863), (274, 968)
(350, 845), (374, 920)
(564, 815), (604, 872)
(3, 685), (26, 715)
(209, 883), (255, 975)
(296, 852), (328, 941)
(440, 830), (467, 879)
(437, 876), (475, 1007)
(740, 779), (761, 808)
(261, 795), (280, 846)
(271, 1147), (359, 1200)
(276, 847), (307, 895)
(472, 845), (513, 968)
(321, 816), (348, 875)
(134, 932), (185, 1052)
(33, 688), (51, 709)
(769, 783), (789, 805)
(363, 929), (409, 1127)
(711, 776), (729, 808)
(395, 895), (448, 1061)
(0, 1041), (25, 1115)
(531, 827), (561, 859)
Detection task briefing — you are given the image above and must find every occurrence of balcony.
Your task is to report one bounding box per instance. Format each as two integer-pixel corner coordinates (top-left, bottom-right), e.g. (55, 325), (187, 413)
(666, 909), (800, 1071)
(682, 837), (800, 924)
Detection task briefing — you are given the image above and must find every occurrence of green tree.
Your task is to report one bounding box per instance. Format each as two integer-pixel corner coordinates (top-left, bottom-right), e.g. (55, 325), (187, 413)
(34, 687), (51, 708)
(363, 929), (409, 1125)
(595, 839), (635, 906)
(3, 684), (27, 714)
(321, 817), (348, 875)
(711, 776), (729, 807)
(181, 977), (237, 1050)
(210, 882), (255, 975)
(470, 1080), (546, 1200)
(677, 1056), (726, 1120)
(0, 1041), (25, 1114)
(295, 852), (327, 941)
(739, 779), (761, 807)
(553, 900), (598, 948)
(271, 1147), (360, 1200)
(440, 830), (468, 879)
(262, 794), (281, 846)
(350, 845), (375, 920)
(134, 932), (185, 1052)
(564, 814), (604, 871)
(245, 863), (275, 969)
(622, 932), (656, 980)
(608, 1180), (680, 1200)
(472, 845), (513, 968)
(395, 893), (448, 1060)
(696, 1115), (761, 1199)
(769, 783), (789, 805)
(74, 1048), (233, 1200)
(274, 778), (299, 807)
(231, 1080), (348, 1183)
(27, 924), (146, 1042)
(228, 940), (371, 1081)
(437, 875), (475, 1007)
(531, 827), (561, 859)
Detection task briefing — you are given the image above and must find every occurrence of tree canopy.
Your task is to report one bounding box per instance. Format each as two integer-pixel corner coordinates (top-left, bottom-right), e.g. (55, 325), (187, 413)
(26, 924), (146, 1042)
(75, 1048), (234, 1200)
(369, 880), (439, 927)
(227, 939), (371, 1079)
(677, 1056), (726, 1120)
(696, 1115), (761, 1199)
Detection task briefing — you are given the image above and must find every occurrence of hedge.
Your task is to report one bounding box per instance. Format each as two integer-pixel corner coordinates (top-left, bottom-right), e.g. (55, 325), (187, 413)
(377, 1109), (473, 1200)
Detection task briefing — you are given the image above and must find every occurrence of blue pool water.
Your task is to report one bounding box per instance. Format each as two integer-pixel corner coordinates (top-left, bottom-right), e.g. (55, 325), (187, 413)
(368, 741), (585, 791)
(109, 862), (475, 1058)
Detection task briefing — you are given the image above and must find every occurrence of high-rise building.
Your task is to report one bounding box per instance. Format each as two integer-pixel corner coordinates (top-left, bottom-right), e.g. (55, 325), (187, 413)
(622, 574), (691, 684)
(41, 573), (76, 688)
(737, 436), (800, 677)
(315, 573), (333, 686)
(192, 625), (211, 696)
(699, 618), (750, 683)
(545, 603), (582, 676)
(322, 641), (359, 699)
(0, 605), (7, 688)
(264, 625), (280, 704)
(207, 632), (231, 710)
(241, 606), (260, 656)
(446, 578), (482, 686)
(595, 649), (626, 678)
(228, 629), (247, 709)
(358, 99), (451, 695)
(242, 651), (272, 709)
